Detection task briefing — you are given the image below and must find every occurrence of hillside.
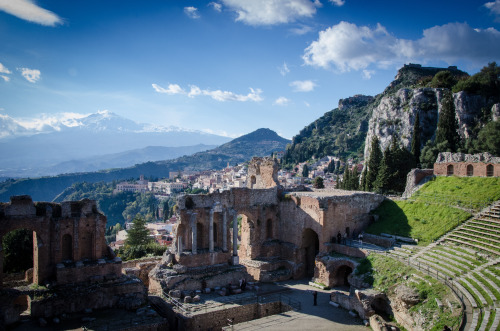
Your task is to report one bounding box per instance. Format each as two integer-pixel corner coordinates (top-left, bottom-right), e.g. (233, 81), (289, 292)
(0, 128), (290, 202)
(365, 176), (500, 244)
(284, 63), (499, 166)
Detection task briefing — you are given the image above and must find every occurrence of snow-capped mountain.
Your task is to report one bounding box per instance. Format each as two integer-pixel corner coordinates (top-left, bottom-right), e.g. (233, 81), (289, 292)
(0, 111), (231, 178)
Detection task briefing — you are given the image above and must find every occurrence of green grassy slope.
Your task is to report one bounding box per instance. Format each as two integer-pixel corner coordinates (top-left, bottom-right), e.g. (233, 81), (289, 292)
(365, 176), (500, 244)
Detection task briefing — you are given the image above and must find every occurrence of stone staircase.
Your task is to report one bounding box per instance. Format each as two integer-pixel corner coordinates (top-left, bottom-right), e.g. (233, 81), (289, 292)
(384, 200), (500, 331)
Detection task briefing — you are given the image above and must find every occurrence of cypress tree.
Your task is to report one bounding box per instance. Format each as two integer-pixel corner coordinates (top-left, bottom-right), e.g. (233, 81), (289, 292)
(342, 166), (350, 189)
(373, 146), (392, 193)
(125, 216), (151, 247)
(302, 164), (309, 177)
(366, 136), (383, 191)
(350, 167), (360, 191)
(436, 92), (460, 152)
(360, 167), (368, 191)
(411, 111), (421, 168)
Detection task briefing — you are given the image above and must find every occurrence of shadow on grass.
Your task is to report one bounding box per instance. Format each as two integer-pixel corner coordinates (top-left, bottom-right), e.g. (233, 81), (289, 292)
(365, 200), (411, 238)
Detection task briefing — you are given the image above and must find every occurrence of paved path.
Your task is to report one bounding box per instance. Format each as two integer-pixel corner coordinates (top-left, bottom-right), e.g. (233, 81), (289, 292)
(228, 280), (366, 331)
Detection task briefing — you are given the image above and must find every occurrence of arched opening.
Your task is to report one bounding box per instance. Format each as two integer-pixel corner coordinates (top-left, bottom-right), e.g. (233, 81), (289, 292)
(237, 213), (259, 259)
(250, 176), (256, 189)
(486, 164), (494, 177)
(197, 223), (204, 250)
(213, 223), (218, 247)
(185, 197), (194, 209)
(447, 164), (454, 176)
(176, 224), (186, 252)
(301, 228), (319, 278)
(467, 164), (474, 177)
(331, 265), (353, 287)
(371, 296), (393, 321)
(62, 234), (73, 261)
(80, 232), (93, 260)
(266, 219), (273, 239)
(1, 229), (35, 287)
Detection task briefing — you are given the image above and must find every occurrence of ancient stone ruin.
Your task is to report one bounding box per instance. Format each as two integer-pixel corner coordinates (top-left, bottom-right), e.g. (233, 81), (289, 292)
(0, 196), (148, 327)
(149, 157), (385, 295)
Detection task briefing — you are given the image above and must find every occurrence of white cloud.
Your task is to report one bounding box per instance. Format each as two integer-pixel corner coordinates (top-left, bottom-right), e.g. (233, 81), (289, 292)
(0, 0), (62, 26)
(290, 80), (316, 92)
(304, 101), (310, 107)
(184, 6), (200, 19)
(18, 67), (41, 83)
(152, 83), (263, 102)
(221, 0), (320, 26)
(152, 83), (185, 95)
(1, 75), (10, 82)
(274, 96), (290, 105)
(485, 0), (500, 20)
(279, 62), (290, 76)
(329, 0), (345, 6)
(289, 24), (314, 35)
(16, 112), (88, 131)
(303, 21), (500, 72)
(362, 69), (374, 80)
(0, 62), (11, 74)
(209, 2), (222, 12)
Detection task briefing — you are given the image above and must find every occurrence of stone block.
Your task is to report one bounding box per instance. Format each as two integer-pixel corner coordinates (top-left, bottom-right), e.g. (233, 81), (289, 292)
(193, 295), (201, 302)
(184, 296), (193, 303)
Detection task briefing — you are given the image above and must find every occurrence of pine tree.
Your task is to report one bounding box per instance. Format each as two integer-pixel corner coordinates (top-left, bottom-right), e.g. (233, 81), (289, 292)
(360, 167), (368, 191)
(125, 216), (151, 247)
(302, 164), (309, 177)
(436, 92), (460, 152)
(313, 176), (325, 189)
(373, 146), (392, 193)
(366, 136), (383, 191)
(411, 111), (421, 168)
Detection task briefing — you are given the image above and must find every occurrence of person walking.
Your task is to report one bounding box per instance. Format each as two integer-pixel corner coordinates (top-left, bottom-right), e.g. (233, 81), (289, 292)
(337, 231), (342, 244)
(313, 290), (318, 306)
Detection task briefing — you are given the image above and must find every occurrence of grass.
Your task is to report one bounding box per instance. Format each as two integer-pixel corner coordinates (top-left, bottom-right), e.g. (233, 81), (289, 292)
(473, 272), (500, 301)
(366, 200), (471, 244)
(412, 176), (500, 210)
(467, 277), (493, 306)
(356, 254), (461, 330)
(486, 309), (496, 330)
(458, 280), (482, 308)
(366, 177), (500, 244)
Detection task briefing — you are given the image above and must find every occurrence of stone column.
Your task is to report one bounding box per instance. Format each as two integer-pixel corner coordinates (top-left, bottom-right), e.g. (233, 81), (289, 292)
(190, 212), (198, 254)
(231, 209), (239, 265)
(209, 209), (214, 253)
(222, 209), (227, 252)
(177, 236), (183, 254)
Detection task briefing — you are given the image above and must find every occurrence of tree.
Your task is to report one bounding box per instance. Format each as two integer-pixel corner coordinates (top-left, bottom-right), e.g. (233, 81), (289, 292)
(313, 176), (325, 189)
(2, 229), (33, 273)
(435, 92), (460, 152)
(373, 146), (392, 193)
(349, 167), (360, 191)
(302, 164), (309, 177)
(125, 216), (151, 247)
(429, 71), (456, 89)
(327, 160), (336, 173)
(365, 136), (383, 191)
(360, 167), (368, 191)
(411, 111), (421, 168)
(476, 121), (500, 155)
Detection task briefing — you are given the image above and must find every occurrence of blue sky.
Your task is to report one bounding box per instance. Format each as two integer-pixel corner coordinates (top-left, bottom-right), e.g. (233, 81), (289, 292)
(1, 0), (499, 139)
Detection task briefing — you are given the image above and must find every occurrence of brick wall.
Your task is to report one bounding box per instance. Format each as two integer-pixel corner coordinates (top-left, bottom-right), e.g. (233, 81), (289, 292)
(434, 162), (500, 177)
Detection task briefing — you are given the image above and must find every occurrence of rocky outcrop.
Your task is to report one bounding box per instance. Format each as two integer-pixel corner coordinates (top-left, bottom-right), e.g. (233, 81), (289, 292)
(364, 88), (494, 163)
(402, 169), (434, 199)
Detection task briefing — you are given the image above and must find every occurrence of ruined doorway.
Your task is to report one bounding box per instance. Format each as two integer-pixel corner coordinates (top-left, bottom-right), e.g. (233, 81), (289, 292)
(1, 229), (36, 287)
(266, 219), (273, 239)
(332, 265), (353, 287)
(197, 223), (204, 250)
(62, 234), (73, 261)
(80, 231), (93, 260)
(301, 228), (319, 277)
(487, 164), (494, 177)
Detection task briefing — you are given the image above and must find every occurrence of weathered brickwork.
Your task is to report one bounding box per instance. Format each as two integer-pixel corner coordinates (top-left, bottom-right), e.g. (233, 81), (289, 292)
(0, 195), (119, 287)
(151, 157), (384, 293)
(434, 152), (500, 177)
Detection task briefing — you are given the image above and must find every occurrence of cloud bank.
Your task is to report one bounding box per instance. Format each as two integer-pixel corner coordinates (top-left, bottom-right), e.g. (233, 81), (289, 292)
(220, 0), (320, 25)
(303, 21), (500, 72)
(0, 0), (62, 26)
(152, 83), (263, 102)
(290, 80), (316, 92)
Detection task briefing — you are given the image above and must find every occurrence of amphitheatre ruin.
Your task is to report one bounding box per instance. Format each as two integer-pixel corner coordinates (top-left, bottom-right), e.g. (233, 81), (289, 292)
(0, 155), (499, 330)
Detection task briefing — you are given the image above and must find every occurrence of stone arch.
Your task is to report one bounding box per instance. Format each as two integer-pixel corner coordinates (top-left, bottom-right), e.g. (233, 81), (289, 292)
(467, 164), (474, 177)
(250, 176), (256, 189)
(185, 197), (195, 209)
(236, 211), (260, 259)
(447, 164), (454, 176)
(213, 222), (218, 248)
(176, 223), (186, 252)
(487, 164), (494, 177)
(330, 264), (353, 287)
(196, 222), (204, 250)
(0, 228), (43, 286)
(80, 231), (93, 260)
(266, 219), (273, 239)
(301, 228), (319, 277)
(62, 234), (73, 261)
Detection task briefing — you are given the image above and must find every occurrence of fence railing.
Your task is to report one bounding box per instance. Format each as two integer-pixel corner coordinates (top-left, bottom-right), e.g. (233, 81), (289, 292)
(161, 290), (301, 317)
